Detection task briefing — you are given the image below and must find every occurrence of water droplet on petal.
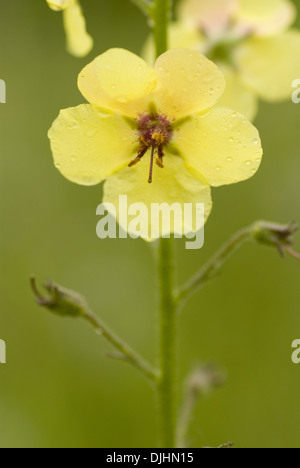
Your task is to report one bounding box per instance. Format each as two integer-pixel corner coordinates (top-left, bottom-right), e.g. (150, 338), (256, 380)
(87, 129), (96, 137)
(116, 96), (129, 104)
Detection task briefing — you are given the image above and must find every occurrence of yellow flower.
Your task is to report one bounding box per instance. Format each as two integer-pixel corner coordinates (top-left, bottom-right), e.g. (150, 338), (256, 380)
(48, 48), (262, 238)
(144, 0), (300, 120)
(46, 0), (93, 57)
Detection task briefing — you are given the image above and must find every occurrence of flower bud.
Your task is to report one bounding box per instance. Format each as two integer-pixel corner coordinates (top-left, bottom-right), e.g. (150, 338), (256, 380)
(46, 0), (93, 57)
(252, 221), (299, 257)
(31, 277), (88, 318)
(46, 0), (71, 11)
(188, 364), (225, 396)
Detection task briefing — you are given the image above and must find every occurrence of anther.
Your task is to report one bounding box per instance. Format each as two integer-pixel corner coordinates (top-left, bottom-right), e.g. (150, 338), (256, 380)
(128, 157), (141, 167)
(128, 146), (148, 168)
(156, 158), (164, 168)
(156, 146), (165, 168)
(139, 135), (149, 147)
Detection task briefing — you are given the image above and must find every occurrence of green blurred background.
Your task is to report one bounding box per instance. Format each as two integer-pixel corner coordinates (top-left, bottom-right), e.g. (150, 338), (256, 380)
(1, 0), (300, 448)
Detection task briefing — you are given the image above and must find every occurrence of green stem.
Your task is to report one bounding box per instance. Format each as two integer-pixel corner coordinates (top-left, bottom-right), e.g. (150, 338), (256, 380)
(176, 383), (198, 449)
(152, 0), (174, 449)
(30, 277), (158, 383)
(177, 220), (300, 306)
(84, 309), (159, 383)
(157, 237), (177, 448)
(152, 0), (170, 57)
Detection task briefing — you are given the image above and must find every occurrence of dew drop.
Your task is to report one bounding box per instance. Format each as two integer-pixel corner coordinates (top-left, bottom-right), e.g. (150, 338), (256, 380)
(97, 111), (111, 119)
(245, 160), (251, 166)
(87, 129), (96, 137)
(116, 96), (129, 104)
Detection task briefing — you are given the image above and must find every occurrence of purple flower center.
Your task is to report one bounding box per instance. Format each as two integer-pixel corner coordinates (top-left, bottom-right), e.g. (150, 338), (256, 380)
(128, 112), (174, 184)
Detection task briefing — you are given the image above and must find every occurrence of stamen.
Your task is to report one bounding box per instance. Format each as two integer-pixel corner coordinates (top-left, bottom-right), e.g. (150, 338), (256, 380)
(139, 135), (149, 147)
(128, 146), (147, 168)
(156, 146), (165, 168)
(131, 112), (173, 182)
(128, 157), (142, 168)
(148, 146), (155, 184)
(156, 158), (164, 168)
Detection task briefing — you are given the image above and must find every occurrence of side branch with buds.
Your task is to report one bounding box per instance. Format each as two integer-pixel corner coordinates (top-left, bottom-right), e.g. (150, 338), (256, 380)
(30, 278), (158, 383)
(176, 221), (300, 307)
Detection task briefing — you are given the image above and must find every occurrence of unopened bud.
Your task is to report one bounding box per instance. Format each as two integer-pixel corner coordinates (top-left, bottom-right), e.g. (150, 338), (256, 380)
(188, 364), (225, 396)
(30, 277), (88, 318)
(46, 0), (71, 11)
(251, 221), (300, 259)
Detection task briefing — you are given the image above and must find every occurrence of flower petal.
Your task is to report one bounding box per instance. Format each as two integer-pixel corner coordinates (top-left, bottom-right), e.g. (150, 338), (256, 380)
(142, 22), (203, 66)
(178, 0), (237, 38)
(154, 49), (225, 118)
(235, 0), (296, 36)
(235, 30), (300, 101)
(217, 65), (258, 121)
(103, 155), (212, 239)
(48, 104), (136, 186)
(62, 0), (93, 57)
(78, 48), (158, 115)
(174, 107), (262, 187)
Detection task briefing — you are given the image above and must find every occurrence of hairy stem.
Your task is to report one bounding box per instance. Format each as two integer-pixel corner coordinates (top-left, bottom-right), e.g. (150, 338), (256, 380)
(157, 237), (177, 448)
(152, 0), (171, 57)
(84, 309), (159, 382)
(30, 277), (158, 383)
(177, 219), (300, 306)
(152, 0), (175, 448)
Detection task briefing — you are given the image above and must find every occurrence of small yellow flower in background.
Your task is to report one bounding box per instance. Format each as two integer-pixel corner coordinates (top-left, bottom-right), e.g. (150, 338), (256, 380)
(144, 0), (300, 120)
(46, 0), (93, 57)
(48, 48), (262, 238)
